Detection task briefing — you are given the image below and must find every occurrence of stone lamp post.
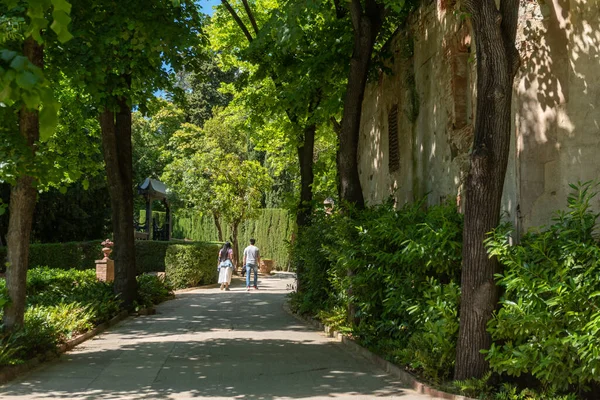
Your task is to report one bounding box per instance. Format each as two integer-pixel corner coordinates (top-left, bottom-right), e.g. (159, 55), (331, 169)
(96, 239), (115, 282)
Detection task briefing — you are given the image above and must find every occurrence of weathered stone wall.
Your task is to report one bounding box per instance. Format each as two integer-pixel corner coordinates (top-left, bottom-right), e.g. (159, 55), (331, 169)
(358, 0), (600, 232)
(514, 0), (600, 233)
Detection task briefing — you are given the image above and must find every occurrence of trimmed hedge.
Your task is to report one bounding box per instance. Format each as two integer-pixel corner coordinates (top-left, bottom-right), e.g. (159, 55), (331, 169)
(0, 241), (98, 272)
(164, 243), (220, 289)
(170, 208), (294, 269)
(0, 240), (212, 274)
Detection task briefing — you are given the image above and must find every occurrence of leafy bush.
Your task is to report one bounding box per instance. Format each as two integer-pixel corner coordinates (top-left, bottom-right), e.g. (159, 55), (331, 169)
(165, 242), (220, 289)
(485, 182), (600, 393)
(136, 274), (173, 309)
(395, 279), (460, 383)
(12, 306), (61, 360)
(0, 267), (122, 366)
(451, 374), (578, 400)
(20, 267), (121, 324)
(290, 199), (463, 382)
(289, 209), (337, 315)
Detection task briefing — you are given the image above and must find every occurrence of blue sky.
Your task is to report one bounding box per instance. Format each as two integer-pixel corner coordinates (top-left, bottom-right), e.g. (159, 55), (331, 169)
(199, 0), (221, 16)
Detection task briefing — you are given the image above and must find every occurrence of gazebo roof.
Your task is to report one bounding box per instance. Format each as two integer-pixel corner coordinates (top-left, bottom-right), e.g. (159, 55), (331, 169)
(138, 178), (168, 201)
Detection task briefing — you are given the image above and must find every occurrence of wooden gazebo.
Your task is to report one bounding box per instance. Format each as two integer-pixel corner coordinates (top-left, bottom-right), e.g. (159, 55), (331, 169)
(137, 178), (171, 241)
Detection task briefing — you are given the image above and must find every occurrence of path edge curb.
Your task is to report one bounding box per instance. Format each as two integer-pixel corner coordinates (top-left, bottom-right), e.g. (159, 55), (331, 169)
(0, 309), (130, 386)
(282, 301), (476, 400)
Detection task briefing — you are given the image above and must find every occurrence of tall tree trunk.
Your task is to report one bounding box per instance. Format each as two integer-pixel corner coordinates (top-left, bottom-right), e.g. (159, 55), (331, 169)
(99, 89), (137, 309)
(296, 123), (316, 228)
(338, 0), (383, 208)
(3, 37), (43, 330)
(294, 123), (316, 294)
(213, 212), (224, 242)
(231, 221), (240, 268)
(338, 0), (384, 326)
(455, 0), (520, 380)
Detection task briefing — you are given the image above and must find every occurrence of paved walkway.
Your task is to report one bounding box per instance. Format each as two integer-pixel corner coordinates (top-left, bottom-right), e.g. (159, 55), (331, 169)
(0, 273), (440, 399)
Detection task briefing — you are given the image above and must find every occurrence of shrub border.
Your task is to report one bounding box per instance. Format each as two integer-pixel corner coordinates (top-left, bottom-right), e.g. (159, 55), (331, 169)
(282, 301), (476, 400)
(0, 310), (129, 385)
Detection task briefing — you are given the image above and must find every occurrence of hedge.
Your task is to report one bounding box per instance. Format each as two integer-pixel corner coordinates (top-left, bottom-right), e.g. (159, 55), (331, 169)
(0, 240), (213, 275)
(0, 241), (98, 272)
(164, 243), (220, 289)
(170, 208), (294, 269)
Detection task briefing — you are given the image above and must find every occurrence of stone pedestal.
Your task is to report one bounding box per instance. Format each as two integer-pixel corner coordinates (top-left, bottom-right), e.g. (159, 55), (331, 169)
(96, 259), (115, 282)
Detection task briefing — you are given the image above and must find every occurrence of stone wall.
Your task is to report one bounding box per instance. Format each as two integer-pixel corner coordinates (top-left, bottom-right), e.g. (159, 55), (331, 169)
(358, 0), (600, 232)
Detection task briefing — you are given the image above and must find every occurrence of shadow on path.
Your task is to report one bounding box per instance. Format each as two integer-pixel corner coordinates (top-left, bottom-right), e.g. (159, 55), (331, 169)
(0, 273), (430, 399)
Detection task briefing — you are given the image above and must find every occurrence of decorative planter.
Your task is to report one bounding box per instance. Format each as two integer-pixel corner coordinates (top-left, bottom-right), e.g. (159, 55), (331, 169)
(102, 247), (113, 260)
(260, 259), (274, 274)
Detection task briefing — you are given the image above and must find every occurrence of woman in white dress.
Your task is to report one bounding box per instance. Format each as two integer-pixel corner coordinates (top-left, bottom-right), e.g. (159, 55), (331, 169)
(217, 242), (234, 291)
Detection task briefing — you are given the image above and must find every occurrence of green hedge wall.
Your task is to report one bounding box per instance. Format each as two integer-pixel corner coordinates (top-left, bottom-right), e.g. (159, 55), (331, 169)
(0, 241), (99, 272)
(164, 243), (220, 289)
(171, 209), (294, 269)
(0, 240), (212, 275)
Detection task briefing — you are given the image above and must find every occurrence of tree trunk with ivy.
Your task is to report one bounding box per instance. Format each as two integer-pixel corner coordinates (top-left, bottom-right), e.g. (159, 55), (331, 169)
(455, 0), (520, 380)
(99, 87), (137, 310)
(3, 37), (43, 330)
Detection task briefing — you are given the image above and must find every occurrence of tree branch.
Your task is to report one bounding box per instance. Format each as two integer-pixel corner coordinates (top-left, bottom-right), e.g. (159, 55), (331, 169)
(332, 0), (346, 19)
(330, 117), (341, 135)
(221, 0), (254, 43)
(241, 0), (260, 35)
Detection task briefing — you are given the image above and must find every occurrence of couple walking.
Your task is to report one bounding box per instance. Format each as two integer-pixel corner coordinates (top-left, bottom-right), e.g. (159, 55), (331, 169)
(217, 238), (261, 291)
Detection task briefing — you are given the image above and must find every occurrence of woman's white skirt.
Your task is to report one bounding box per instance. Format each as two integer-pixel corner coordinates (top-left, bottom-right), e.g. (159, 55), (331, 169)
(218, 261), (233, 284)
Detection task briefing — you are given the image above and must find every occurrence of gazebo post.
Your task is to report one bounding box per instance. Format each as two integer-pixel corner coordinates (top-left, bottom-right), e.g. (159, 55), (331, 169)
(138, 178), (171, 241)
(165, 199), (172, 241)
(145, 194), (152, 238)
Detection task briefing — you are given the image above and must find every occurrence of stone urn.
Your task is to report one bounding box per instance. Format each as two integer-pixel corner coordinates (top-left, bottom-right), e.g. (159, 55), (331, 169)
(260, 259), (274, 274)
(97, 239), (115, 282)
(102, 247), (113, 260)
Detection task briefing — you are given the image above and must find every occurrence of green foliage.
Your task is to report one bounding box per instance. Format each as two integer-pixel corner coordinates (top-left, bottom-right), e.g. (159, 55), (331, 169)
(291, 200), (463, 382)
(395, 279), (460, 383)
(18, 267), (121, 324)
(0, 266), (123, 365)
(26, 265), (97, 296)
(451, 374), (578, 400)
(451, 372), (494, 399)
(485, 182), (600, 393)
(180, 56), (236, 127)
(136, 274), (173, 310)
(0, 0), (73, 142)
(0, 63), (103, 191)
(172, 208), (294, 268)
(162, 109), (273, 231)
(132, 99), (186, 190)
(164, 242), (220, 289)
(12, 306), (61, 358)
(289, 209), (336, 315)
